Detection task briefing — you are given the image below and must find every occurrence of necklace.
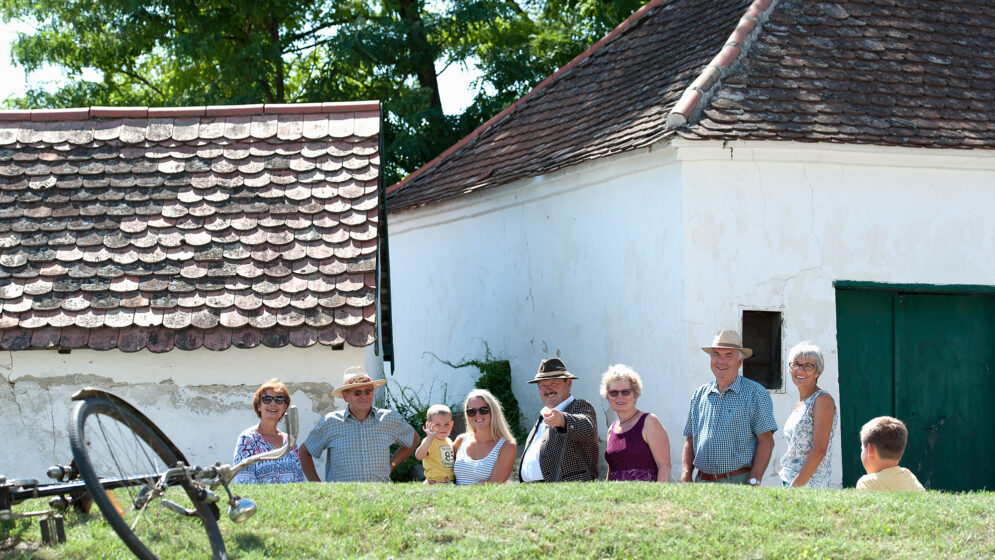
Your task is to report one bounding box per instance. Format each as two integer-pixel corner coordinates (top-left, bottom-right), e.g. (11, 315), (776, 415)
(618, 410), (641, 425)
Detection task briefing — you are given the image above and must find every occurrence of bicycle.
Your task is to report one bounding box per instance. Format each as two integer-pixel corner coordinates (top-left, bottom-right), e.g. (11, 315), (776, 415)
(1, 387), (299, 559)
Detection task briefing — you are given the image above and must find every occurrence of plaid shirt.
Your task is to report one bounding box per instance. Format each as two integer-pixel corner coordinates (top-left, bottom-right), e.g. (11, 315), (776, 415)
(683, 375), (777, 476)
(303, 406), (416, 482)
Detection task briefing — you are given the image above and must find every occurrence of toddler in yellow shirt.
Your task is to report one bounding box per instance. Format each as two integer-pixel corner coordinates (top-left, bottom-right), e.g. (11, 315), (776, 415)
(857, 416), (925, 492)
(415, 404), (456, 483)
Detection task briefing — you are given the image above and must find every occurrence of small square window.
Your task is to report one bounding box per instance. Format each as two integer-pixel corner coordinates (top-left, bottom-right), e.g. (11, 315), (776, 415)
(742, 310), (782, 390)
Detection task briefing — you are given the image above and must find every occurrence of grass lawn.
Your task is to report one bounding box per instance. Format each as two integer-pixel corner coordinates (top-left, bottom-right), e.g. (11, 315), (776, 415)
(2, 482), (993, 559)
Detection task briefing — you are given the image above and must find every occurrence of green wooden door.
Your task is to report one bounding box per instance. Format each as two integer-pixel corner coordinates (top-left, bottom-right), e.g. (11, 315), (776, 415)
(895, 294), (995, 491)
(836, 286), (995, 490)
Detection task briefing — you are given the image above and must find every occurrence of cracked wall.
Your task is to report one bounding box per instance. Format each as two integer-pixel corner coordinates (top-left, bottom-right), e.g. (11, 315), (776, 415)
(386, 147), (688, 480)
(680, 140), (995, 486)
(0, 344), (374, 479)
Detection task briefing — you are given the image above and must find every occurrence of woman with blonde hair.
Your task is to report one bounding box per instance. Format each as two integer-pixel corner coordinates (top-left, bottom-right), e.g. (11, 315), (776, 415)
(600, 364), (671, 482)
(452, 389), (518, 484)
(232, 378), (306, 483)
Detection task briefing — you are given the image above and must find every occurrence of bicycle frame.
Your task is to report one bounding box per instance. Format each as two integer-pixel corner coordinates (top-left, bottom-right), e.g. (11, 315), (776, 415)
(1, 387), (300, 551)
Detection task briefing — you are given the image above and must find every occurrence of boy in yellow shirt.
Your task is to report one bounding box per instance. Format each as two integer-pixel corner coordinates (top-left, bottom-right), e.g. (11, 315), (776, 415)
(415, 404), (456, 483)
(857, 416), (925, 492)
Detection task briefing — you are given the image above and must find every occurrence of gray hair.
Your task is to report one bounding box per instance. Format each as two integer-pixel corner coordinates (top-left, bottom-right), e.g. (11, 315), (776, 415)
(599, 364), (643, 400)
(787, 341), (824, 375)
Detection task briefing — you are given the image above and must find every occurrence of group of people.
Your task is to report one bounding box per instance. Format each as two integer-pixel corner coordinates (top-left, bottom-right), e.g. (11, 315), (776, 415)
(232, 329), (924, 491)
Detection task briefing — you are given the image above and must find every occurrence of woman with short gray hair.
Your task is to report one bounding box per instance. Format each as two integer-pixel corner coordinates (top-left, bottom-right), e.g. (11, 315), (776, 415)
(779, 342), (837, 488)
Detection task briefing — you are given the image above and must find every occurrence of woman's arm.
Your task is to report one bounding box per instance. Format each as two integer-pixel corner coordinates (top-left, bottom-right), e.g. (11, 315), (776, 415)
(790, 393), (836, 487)
(642, 414), (672, 482)
(451, 434), (465, 454)
(487, 441), (518, 483)
(231, 435), (257, 484)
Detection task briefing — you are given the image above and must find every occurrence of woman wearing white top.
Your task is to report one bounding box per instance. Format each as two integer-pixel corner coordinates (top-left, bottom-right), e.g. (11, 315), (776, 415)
(453, 389), (518, 484)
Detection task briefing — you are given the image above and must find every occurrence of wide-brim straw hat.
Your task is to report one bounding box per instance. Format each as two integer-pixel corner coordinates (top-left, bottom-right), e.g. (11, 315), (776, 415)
(331, 366), (387, 398)
(527, 357), (579, 384)
(701, 330), (753, 359)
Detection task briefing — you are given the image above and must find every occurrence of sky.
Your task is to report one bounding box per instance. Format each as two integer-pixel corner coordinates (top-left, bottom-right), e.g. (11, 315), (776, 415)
(0, 23), (481, 115)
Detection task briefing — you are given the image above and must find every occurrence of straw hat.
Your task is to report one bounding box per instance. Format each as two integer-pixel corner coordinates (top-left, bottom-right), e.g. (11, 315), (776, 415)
(701, 330), (753, 359)
(331, 366), (386, 398)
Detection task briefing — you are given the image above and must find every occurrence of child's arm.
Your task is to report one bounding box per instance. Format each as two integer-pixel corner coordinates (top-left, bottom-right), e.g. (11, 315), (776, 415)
(414, 422), (436, 461)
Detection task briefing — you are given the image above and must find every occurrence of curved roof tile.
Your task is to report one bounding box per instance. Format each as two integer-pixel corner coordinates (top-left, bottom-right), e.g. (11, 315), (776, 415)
(0, 102), (382, 351)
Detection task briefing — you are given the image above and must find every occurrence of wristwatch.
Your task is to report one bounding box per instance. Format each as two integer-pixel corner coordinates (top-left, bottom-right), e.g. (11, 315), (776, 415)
(748, 477), (760, 486)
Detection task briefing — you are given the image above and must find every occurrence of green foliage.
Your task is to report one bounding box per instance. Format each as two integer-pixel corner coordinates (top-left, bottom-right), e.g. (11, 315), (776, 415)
(5, 484), (995, 558)
(0, 0), (646, 184)
(430, 344), (528, 445)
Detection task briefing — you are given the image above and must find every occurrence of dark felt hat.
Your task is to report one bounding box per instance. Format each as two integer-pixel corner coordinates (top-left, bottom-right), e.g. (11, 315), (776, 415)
(527, 358), (579, 383)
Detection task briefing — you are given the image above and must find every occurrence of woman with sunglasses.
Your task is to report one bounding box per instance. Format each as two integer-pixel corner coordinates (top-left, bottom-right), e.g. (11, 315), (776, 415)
(601, 365), (671, 481)
(778, 342), (837, 488)
(452, 389), (518, 484)
(231, 378), (307, 484)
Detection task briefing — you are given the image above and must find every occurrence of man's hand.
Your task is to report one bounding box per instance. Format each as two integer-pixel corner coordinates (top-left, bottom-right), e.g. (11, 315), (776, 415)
(542, 408), (565, 429)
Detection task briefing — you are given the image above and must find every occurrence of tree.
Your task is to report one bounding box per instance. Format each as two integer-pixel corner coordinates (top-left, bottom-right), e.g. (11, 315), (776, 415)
(1, 0), (645, 183)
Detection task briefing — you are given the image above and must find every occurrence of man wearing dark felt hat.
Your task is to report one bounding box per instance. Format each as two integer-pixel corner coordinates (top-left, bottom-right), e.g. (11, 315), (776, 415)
(518, 358), (599, 482)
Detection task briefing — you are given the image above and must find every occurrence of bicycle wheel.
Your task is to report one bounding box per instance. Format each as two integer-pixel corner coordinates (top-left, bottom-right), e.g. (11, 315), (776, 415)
(69, 396), (226, 560)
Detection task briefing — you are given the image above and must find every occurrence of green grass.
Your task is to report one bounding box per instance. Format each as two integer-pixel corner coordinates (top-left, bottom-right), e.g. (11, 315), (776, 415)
(3, 483), (993, 559)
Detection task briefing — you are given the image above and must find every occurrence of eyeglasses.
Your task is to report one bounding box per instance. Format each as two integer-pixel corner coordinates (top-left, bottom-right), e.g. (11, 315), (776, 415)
(465, 406), (491, 417)
(608, 389), (633, 398)
(789, 362), (817, 372)
(350, 388), (374, 397)
(260, 395), (287, 405)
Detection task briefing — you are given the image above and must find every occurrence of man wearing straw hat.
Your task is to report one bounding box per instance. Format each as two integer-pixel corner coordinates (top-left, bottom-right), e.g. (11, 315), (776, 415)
(300, 366), (419, 482)
(518, 358), (599, 482)
(681, 330), (777, 486)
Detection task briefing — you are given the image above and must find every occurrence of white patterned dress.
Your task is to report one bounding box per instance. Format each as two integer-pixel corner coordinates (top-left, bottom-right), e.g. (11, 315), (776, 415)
(778, 390), (837, 488)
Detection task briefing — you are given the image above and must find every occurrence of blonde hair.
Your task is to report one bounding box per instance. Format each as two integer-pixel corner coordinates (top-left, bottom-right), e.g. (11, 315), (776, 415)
(426, 404), (452, 422)
(252, 378), (290, 419)
(462, 389), (516, 445)
(860, 416), (908, 461)
(599, 364), (643, 399)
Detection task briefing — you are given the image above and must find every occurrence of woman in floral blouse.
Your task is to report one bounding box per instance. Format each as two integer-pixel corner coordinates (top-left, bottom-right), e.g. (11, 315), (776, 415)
(232, 378), (306, 484)
(778, 342), (837, 488)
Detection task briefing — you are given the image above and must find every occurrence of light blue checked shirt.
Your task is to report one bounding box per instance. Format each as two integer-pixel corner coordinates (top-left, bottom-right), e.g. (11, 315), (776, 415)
(683, 375), (778, 476)
(303, 406), (416, 482)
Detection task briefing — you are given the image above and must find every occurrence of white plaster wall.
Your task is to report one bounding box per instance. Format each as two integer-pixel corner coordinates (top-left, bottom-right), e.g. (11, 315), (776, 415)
(0, 344), (378, 479)
(676, 140), (995, 487)
(388, 147), (690, 479)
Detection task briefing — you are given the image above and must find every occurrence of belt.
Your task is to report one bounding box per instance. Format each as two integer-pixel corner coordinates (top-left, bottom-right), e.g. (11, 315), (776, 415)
(698, 466), (750, 481)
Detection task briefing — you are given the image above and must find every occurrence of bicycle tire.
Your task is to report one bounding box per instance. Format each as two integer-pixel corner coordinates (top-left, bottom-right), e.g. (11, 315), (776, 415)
(69, 396), (227, 560)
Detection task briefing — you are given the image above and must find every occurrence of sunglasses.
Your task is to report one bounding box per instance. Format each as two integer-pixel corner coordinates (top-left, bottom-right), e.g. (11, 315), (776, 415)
(260, 395), (287, 405)
(608, 389), (633, 398)
(465, 406), (491, 417)
(349, 388), (374, 397)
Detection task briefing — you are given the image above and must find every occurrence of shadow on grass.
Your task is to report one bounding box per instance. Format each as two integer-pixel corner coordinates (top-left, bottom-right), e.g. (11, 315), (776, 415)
(231, 532), (267, 553)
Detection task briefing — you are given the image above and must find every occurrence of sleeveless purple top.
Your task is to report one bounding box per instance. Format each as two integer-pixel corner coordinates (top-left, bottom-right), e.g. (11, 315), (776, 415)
(605, 413), (658, 481)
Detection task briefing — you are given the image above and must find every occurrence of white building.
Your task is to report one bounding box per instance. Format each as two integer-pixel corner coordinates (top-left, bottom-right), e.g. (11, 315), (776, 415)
(385, 0), (995, 489)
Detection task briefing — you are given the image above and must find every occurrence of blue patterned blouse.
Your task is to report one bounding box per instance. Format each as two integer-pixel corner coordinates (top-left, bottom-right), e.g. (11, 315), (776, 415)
(232, 427), (307, 484)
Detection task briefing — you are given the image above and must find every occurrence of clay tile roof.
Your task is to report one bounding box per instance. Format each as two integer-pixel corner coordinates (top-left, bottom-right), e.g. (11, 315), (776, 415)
(676, 0), (995, 147)
(387, 0), (995, 212)
(0, 102), (383, 352)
